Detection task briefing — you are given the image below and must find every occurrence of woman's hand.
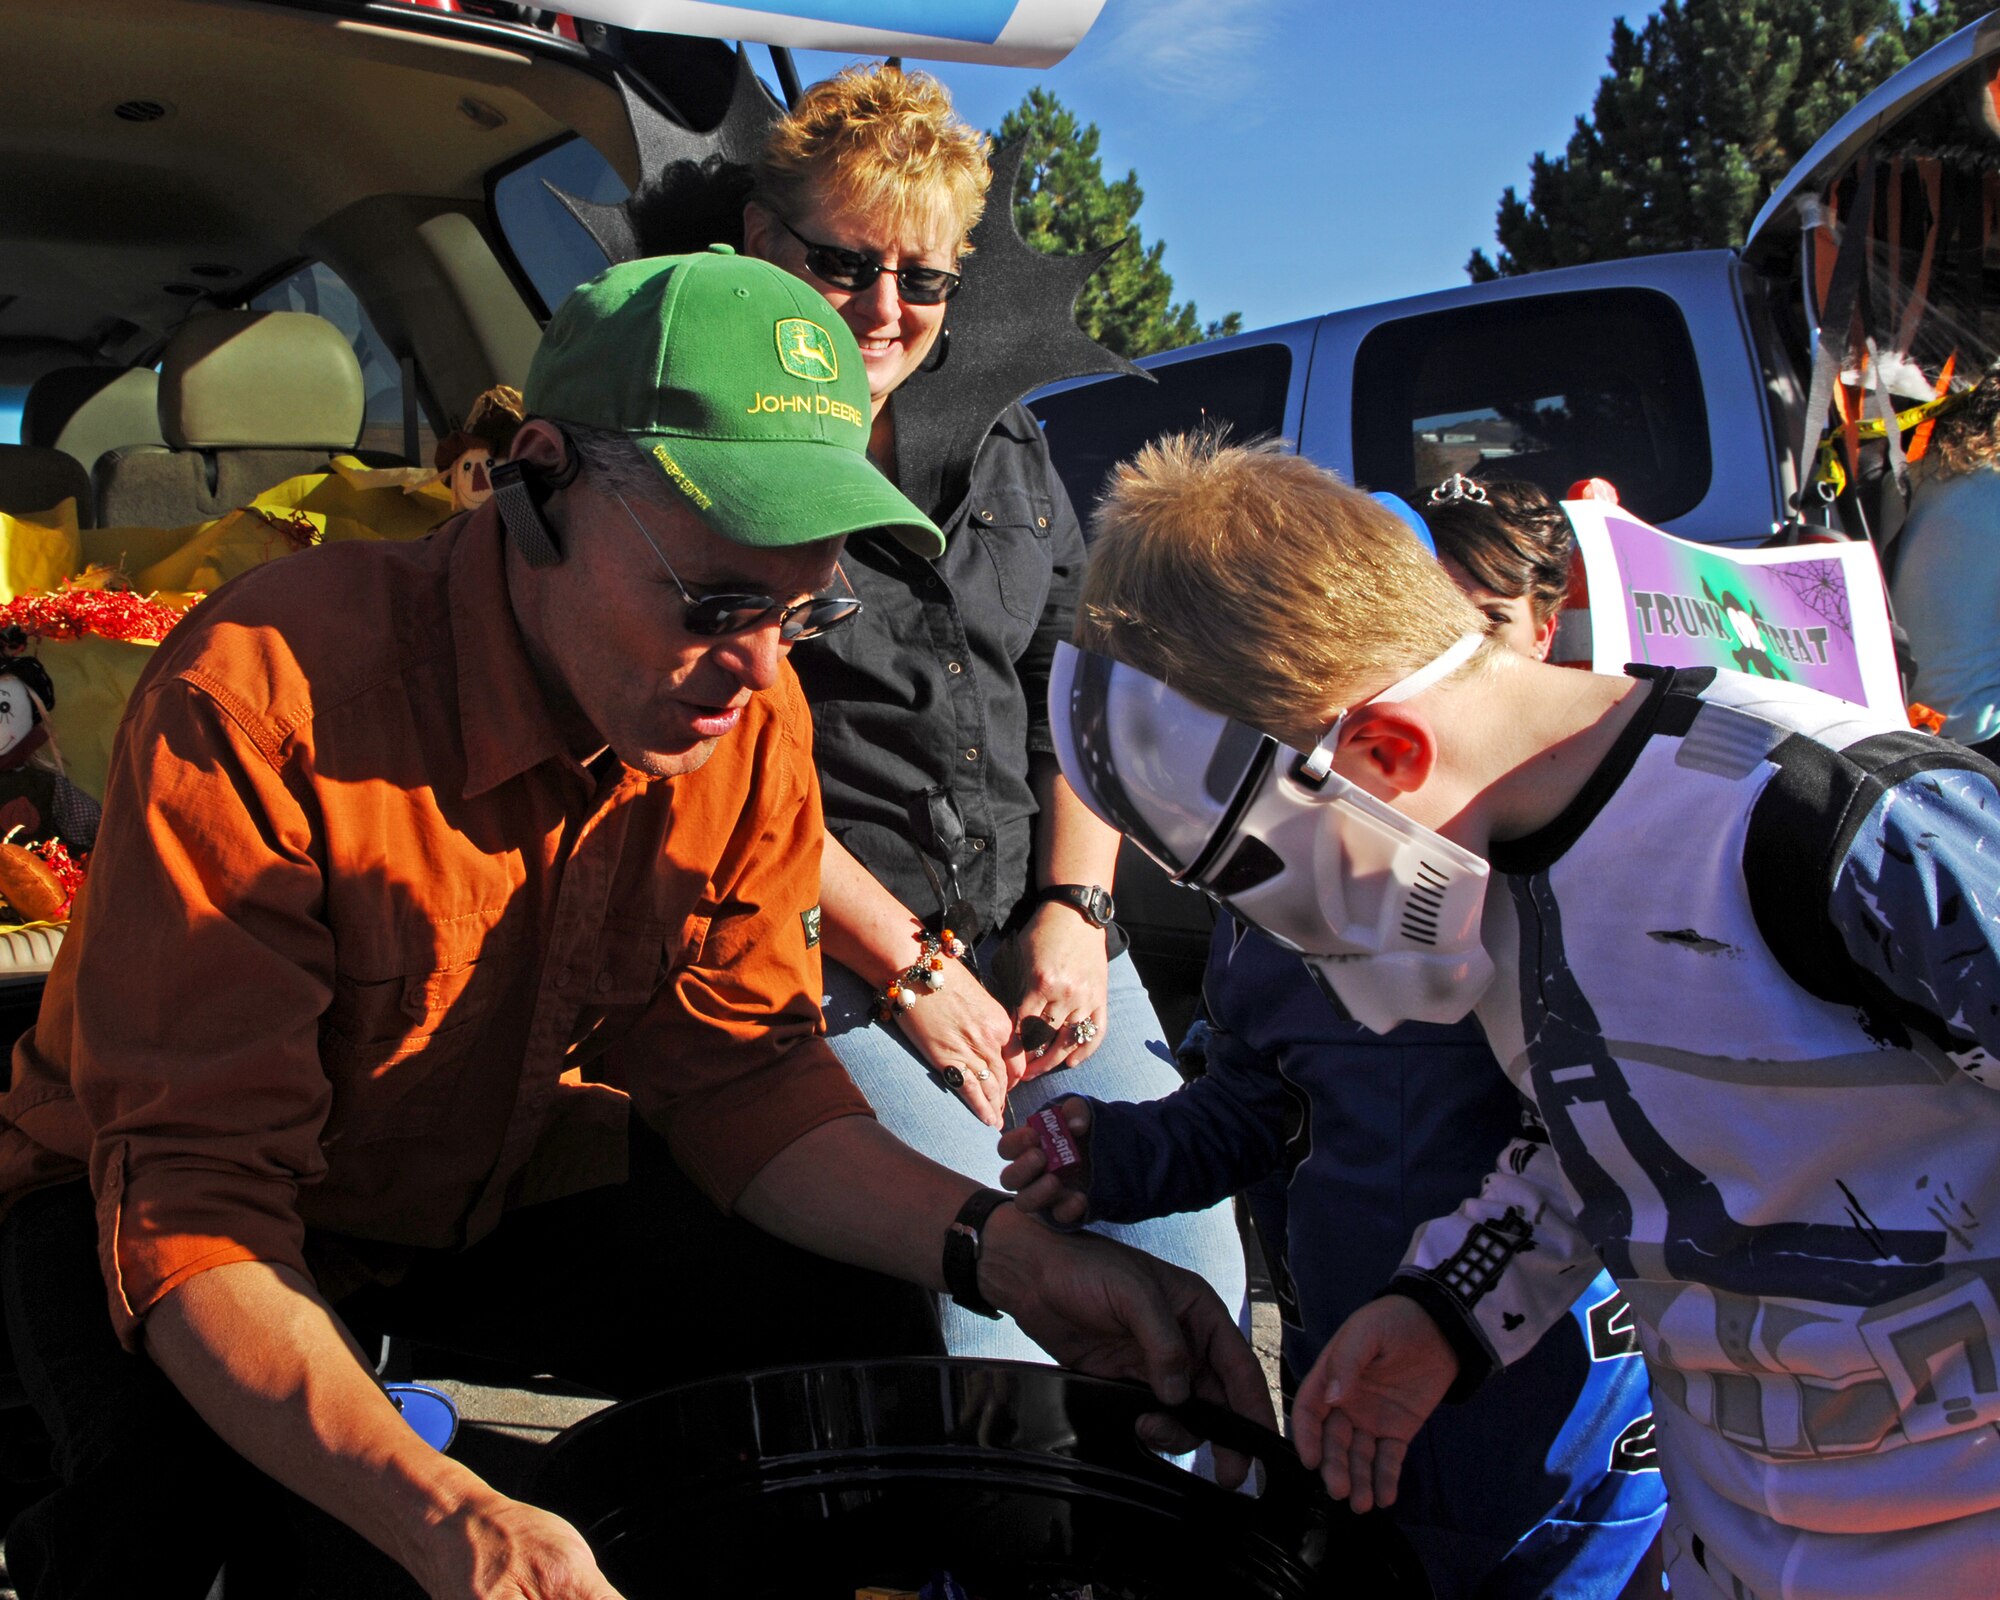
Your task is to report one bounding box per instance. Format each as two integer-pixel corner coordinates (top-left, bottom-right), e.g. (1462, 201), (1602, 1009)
(1005, 904), (1111, 1083)
(891, 962), (1025, 1128)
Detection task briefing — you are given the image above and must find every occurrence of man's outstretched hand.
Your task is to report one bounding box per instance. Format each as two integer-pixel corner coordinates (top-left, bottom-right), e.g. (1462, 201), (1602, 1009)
(978, 1208), (1275, 1483)
(1292, 1295), (1458, 1513)
(419, 1489), (626, 1600)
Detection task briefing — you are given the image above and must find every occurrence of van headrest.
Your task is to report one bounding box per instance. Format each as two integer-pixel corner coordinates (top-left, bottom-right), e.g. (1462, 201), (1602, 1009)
(0, 446), (91, 526)
(21, 367), (164, 470)
(159, 311), (364, 452)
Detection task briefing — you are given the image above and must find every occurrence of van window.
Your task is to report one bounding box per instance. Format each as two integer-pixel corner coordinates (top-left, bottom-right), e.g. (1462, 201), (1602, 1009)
(0, 387), (23, 446)
(1030, 344), (1293, 526)
(249, 262), (434, 463)
(492, 137), (629, 318)
(1350, 288), (1712, 524)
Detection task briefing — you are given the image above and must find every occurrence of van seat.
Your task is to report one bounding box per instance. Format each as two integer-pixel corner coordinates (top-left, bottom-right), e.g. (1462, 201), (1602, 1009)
(94, 311), (365, 530)
(0, 448), (91, 528)
(21, 368), (164, 496)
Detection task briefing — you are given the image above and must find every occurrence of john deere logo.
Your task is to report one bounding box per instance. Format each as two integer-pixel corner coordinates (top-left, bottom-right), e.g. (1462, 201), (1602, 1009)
(776, 318), (839, 382)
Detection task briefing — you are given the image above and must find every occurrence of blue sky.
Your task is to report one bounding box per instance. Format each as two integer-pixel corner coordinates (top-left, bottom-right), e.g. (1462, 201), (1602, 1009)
(796, 0), (1644, 334)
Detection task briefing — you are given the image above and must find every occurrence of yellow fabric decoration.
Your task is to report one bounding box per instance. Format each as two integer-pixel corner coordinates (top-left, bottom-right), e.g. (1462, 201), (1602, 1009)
(38, 635), (161, 804)
(130, 456), (452, 594)
(15, 459), (454, 800)
(0, 501), (84, 605)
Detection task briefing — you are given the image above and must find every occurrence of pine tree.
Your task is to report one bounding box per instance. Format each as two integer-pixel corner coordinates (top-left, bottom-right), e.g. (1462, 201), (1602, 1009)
(997, 88), (1242, 356)
(1468, 0), (1970, 280)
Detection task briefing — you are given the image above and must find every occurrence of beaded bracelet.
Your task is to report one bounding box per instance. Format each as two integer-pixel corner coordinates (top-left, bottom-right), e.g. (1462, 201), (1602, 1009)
(873, 926), (969, 1022)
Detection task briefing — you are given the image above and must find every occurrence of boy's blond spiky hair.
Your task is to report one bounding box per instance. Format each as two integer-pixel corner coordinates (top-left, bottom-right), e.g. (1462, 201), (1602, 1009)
(1081, 435), (1489, 745)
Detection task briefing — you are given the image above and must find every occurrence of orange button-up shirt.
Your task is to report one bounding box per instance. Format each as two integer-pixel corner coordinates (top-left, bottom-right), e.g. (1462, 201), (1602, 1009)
(0, 506), (866, 1348)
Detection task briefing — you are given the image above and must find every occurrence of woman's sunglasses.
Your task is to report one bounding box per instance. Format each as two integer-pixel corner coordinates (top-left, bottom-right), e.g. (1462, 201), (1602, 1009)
(780, 218), (963, 306)
(612, 490), (863, 642)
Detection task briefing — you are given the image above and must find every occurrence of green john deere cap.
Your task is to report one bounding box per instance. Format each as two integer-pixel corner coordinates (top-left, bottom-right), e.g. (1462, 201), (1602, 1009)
(525, 247), (943, 557)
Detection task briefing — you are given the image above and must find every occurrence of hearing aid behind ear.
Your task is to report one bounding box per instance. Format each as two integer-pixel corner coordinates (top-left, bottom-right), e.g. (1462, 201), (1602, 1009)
(488, 440), (580, 568)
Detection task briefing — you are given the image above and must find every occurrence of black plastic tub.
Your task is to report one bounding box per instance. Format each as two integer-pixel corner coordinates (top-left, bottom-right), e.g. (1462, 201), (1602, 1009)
(532, 1358), (1431, 1598)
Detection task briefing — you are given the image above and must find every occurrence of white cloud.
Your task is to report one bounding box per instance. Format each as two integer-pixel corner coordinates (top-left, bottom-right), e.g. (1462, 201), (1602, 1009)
(1103, 0), (1296, 101)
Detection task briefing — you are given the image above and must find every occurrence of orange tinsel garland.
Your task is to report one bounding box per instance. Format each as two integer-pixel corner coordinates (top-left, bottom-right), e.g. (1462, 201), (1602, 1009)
(0, 588), (194, 644)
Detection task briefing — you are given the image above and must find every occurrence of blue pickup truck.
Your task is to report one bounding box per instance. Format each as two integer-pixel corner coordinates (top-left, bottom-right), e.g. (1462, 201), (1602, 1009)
(1029, 10), (2000, 1016)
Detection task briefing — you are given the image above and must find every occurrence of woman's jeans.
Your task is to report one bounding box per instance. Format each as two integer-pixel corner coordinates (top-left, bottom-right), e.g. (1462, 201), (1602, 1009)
(824, 946), (1249, 1359)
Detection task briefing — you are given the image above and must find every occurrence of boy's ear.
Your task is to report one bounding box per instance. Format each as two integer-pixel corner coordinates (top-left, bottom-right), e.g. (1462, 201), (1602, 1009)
(1335, 703), (1437, 796)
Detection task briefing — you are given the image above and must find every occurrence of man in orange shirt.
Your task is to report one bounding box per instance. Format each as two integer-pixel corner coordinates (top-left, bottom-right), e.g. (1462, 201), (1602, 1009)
(0, 251), (1265, 1600)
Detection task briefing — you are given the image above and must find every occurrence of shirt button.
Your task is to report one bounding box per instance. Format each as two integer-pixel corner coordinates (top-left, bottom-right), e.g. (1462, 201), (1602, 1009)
(596, 972), (615, 993)
(558, 969), (574, 987)
(964, 747), (979, 761)
(947, 661), (963, 674)
(925, 576), (939, 591)
(1036, 516), (1049, 528)
(971, 837), (987, 851)
(978, 509), (994, 522)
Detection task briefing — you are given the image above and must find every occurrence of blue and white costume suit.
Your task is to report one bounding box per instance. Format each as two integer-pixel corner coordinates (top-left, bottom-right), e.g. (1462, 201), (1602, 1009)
(1396, 665), (2000, 1600)
(1083, 923), (1663, 1598)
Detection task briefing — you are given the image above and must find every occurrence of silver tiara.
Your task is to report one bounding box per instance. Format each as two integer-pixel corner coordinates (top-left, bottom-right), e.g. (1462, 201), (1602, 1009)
(1429, 474), (1489, 505)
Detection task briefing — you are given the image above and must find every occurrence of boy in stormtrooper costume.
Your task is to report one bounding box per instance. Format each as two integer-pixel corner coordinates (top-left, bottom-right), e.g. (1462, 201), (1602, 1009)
(1041, 435), (2000, 1600)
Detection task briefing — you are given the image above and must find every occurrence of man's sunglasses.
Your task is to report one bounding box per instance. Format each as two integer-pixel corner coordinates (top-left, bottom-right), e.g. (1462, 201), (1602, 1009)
(780, 218), (963, 306)
(612, 490), (863, 642)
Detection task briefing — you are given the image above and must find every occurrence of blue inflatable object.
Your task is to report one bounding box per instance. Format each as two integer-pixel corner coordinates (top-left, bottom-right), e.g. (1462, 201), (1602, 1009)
(1369, 491), (1437, 558)
(385, 1381), (460, 1452)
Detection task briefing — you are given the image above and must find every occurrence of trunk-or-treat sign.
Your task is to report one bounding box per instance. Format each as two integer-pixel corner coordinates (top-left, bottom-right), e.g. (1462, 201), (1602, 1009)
(1566, 501), (1903, 716)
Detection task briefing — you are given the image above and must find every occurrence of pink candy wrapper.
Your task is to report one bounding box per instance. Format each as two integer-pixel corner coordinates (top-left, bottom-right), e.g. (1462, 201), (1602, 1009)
(1031, 1105), (1082, 1173)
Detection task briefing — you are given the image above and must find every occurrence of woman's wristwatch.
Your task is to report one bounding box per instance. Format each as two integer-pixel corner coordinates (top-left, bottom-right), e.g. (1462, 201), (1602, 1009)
(942, 1187), (1011, 1319)
(1033, 883), (1115, 928)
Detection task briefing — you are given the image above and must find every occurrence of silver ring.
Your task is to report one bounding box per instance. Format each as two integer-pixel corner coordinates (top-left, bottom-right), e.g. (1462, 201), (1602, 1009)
(1067, 1017), (1099, 1046)
(973, 1066), (993, 1082)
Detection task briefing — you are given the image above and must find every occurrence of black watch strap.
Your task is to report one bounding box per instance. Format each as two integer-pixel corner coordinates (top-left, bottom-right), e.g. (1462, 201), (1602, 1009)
(1034, 883), (1114, 928)
(942, 1187), (1011, 1320)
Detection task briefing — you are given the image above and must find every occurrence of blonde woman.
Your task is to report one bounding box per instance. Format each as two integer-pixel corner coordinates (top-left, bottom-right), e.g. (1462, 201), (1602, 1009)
(743, 65), (1246, 1359)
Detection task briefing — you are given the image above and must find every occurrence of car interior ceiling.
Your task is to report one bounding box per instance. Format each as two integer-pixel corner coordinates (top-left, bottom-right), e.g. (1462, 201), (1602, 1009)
(0, 0), (640, 446)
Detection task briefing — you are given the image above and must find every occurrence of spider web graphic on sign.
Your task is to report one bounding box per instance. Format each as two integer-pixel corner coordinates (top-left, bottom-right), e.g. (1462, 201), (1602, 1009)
(1769, 560), (1853, 639)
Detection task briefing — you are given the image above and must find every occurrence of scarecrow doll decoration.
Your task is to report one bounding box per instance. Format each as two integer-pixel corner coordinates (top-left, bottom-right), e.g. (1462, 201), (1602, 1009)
(433, 385), (526, 515)
(0, 639), (98, 923)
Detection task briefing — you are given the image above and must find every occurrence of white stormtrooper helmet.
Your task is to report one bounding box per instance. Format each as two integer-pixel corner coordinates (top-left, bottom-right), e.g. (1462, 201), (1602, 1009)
(1048, 635), (1495, 1034)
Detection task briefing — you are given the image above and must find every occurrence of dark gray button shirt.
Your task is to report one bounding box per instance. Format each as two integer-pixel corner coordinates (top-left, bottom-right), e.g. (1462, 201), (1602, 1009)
(790, 404), (1084, 935)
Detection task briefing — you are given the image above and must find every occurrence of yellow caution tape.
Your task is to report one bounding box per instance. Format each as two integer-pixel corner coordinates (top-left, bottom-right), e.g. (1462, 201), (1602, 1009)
(1813, 389), (1963, 497)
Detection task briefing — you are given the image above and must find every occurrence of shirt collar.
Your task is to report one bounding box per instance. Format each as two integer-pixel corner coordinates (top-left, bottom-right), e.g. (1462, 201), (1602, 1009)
(449, 503), (573, 799)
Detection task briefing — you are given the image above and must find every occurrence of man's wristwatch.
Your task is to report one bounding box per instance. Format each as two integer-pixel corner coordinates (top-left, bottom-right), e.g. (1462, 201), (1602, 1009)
(942, 1187), (1011, 1320)
(1033, 883), (1115, 928)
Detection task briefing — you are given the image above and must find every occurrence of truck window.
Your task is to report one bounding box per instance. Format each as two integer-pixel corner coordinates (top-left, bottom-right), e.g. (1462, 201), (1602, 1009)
(249, 262), (434, 463)
(492, 136), (629, 318)
(1030, 343), (1293, 526)
(1350, 288), (1711, 524)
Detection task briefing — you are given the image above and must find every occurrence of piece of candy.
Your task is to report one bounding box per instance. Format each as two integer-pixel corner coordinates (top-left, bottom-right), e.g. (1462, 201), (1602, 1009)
(1032, 1105), (1082, 1173)
(0, 831), (68, 923)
